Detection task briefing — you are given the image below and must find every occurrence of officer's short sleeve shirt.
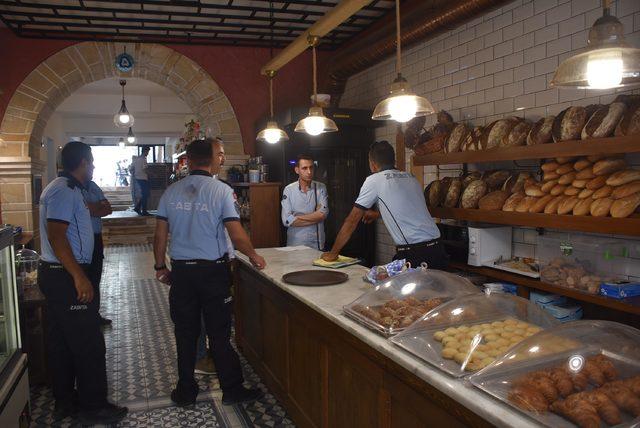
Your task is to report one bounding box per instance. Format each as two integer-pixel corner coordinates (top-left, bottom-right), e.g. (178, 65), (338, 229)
(83, 180), (106, 234)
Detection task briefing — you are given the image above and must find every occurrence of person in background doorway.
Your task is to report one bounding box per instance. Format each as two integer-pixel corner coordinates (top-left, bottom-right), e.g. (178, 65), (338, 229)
(322, 140), (448, 269)
(38, 141), (127, 425)
(133, 146), (151, 216)
(281, 154), (329, 250)
(129, 155), (140, 210)
(153, 139), (266, 406)
(83, 178), (113, 326)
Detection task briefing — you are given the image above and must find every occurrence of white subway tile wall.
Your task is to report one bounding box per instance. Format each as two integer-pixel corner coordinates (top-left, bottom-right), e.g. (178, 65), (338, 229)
(340, 0), (640, 267)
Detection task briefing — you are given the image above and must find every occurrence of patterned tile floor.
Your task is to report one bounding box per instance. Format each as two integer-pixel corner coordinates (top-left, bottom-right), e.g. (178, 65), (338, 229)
(30, 244), (295, 427)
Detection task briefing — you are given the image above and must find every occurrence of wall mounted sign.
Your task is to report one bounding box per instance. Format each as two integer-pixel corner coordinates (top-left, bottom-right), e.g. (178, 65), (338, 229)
(115, 52), (135, 72)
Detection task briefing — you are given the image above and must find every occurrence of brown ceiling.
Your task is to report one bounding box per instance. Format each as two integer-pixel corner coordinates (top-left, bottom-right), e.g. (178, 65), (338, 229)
(0, 0), (396, 49)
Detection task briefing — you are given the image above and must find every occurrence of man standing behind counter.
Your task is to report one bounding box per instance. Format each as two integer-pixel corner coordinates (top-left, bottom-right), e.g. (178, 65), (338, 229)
(153, 139), (266, 407)
(281, 155), (329, 250)
(322, 140), (448, 269)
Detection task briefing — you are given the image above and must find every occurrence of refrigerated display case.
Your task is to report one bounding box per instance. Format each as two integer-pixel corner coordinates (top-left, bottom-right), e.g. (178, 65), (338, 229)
(0, 227), (30, 426)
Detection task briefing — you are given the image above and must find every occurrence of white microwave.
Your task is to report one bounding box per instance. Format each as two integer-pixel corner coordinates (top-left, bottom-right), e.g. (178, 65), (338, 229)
(467, 225), (512, 267)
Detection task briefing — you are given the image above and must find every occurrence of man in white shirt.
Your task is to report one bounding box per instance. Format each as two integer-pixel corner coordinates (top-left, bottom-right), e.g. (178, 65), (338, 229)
(133, 147), (150, 216)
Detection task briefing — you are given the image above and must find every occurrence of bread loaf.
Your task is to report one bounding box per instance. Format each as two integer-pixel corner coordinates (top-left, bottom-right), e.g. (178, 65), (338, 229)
(582, 102), (626, 139)
(612, 181), (640, 199)
(558, 196), (579, 215)
(505, 120), (532, 147)
(503, 193), (526, 212)
(556, 164), (574, 175)
(480, 121), (497, 150)
(552, 108), (568, 143)
(556, 157), (576, 164)
(564, 186), (580, 196)
(427, 180), (443, 207)
(593, 158), (627, 176)
(445, 124), (470, 153)
(479, 190), (511, 210)
(510, 173), (531, 194)
(573, 198), (593, 216)
(614, 104), (640, 137)
(578, 188), (595, 199)
(541, 179), (558, 193)
(462, 126), (482, 151)
(485, 170), (511, 191)
(461, 180), (488, 209)
(543, 171), (561, 181)
(607, 170), (640, 186)
(525, 184), (545, 197)
(559, 106), (587, 141)
(541, 162), (560, 173)
(586, 175), (608, 190)
(443, 178), (462, 208)
(487, 118), (519, 149)
(587, 155), (606, 163)
(545, 196), (565, 214)
(572, 179), (589, 189)
(530, 195), (554, 213)
(558, 172), (577, 185)
(610, 193), (640, 218)
(527, 116), (555, 145)
(550, 184), (568, 196)
(573, 159), (592, 171)
(413, 133), (447, 155)
(593, 185), (614, 199)
(575, 168), (596, 180)
(591, 198), (614, 217)
(462, 172), (482, 190)
(516, 196), (537, 213)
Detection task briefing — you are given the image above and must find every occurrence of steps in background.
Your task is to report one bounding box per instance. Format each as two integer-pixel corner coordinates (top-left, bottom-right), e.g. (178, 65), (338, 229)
(102, 212), (155, 245)
(101, 186), (133, 211)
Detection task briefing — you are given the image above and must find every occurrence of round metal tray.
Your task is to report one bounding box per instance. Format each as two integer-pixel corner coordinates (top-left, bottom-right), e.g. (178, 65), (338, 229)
(282, 270), (349, 286)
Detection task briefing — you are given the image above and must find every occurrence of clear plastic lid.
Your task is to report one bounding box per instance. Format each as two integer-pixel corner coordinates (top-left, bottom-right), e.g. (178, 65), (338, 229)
(343, 269), (479, 337)
(469, 320), (640, 428)
(390, 293), (559, 377)
(16, 248), (39, 263)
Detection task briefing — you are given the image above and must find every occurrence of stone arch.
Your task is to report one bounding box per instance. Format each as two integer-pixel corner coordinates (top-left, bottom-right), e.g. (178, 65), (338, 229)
(0, 42), (243, 233)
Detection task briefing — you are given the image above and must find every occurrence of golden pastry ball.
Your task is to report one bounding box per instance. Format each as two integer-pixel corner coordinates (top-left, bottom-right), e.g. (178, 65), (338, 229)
(433, 331), (446, 341)
(442, 347), (457, 359)
(503, 319), (518, 326)
(484, 333), (500, 342)
(454, 352), (467, 364)
(444, 327), (458, 335)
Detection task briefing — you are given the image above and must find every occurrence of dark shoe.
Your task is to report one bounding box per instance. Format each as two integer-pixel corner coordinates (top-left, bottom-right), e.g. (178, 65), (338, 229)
(222, 387), (263, 405)
(78, 402), (128, 425)
(142, 211), (152, 216)
(134, 208), (142, 216)
(99, 316), (112, 326)
(171, 389), (196, 408)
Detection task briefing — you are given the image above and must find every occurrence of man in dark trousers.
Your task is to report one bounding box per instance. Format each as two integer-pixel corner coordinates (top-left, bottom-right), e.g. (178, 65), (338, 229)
(133, 146), (151, 215)
(38, 141), (127, 425)
(153, 139), (266, 406)
(322, 140), (448, 269)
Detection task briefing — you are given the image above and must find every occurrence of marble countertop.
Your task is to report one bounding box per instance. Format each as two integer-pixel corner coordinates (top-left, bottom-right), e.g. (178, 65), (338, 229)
(236, 247), (539, 428)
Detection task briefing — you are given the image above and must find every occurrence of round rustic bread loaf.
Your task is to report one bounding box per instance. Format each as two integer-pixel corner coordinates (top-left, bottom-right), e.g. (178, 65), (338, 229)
(610, 193), (640, 218)
(544, 196), (565, 214)
(593, 185), (614, 199)
(479, 190), (511, 210)
(485, 170), (511, 191)
(487, 118), (519, 149)
(446, 124), (470, 153)
(612, 181), (640, 200)
(505, 120), (532, 147)
(530, 195), (555, 213)
(559, 106), (588, 141)
(552, 108), (569, 143)
(443, 178), (462, 207)
(558, 196), (580, 215)
(427, 180), (443, 207)
(461, 180), (488, 209)
(615, 104), (640, 137)
(573, 198), (593, 216)
(480, 121), (497, 150)
(527, 116), (555, 145)
(591, 197), (614, 217)
(462, 172), (482, 190)
(607, 170), (640, 186)
(584, 102), (626, 139)
(503, 193), (526, 212)
(593, 158), (627, 176)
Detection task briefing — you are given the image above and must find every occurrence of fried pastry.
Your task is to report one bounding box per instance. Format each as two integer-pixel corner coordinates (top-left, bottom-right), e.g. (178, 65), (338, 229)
(508, 385), (548, 412)
(550, 399), (600, 428)
(600, 381), (640, 416)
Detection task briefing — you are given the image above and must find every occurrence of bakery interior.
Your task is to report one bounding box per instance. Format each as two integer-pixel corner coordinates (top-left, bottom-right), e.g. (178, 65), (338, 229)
(1, 0), (640, 426)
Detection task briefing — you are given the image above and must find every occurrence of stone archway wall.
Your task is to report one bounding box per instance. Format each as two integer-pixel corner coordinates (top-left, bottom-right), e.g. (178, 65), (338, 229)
(0, 42), (243, 234)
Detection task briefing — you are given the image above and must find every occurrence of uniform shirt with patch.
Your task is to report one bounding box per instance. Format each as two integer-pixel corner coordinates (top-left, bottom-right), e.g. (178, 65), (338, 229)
(354, 169), (440, 245)
(82, 180), (107, 234)
(39, 175), (95, 264)
(281, 181), (329, 250)
(157, 171), (239, 260)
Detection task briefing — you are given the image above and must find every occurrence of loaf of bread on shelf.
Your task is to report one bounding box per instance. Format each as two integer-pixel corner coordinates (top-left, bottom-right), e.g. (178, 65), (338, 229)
(506, 172), (531, 194)
(438, 177), (453, 206)
(550, 184), (568, 196)
(573, 198), (593, 216)
(586, 175), (608, 190)
(461, 126), (483, 151)
(559, 106), (588, 142)
(610, 193), (640, 218)
(525, 183), (545, 197)
(582, 102), (626, 139)
(578, 188), (595, 199)
(572, 179), (589, 189)
(443, 178), (463, 208)
(556, 157), (576, 164)
(575, 168), (596, 180)
(612, 181), (640, 199)
(552, 108), (569, 143)
(527, 116), (555, 145)
(541, 161), (560, 173)
(606, 169), (640, 186)
(462, 171), (482, 189)
(445, 123), (470, 153)
(479, 190), (511, 210)
(530, 195), (555, 213)
(556, 164), (574, 175)
(503, 192), (526, 212)
(558, 196), (579, 215)
(505, 120), (532, 147)
(487, 118), (520, 149)
(592, 185), (614, 199)
(427, 180), (443, 207)
(480, 121), (497, 150)
(558, 172), (577, 185)
(461, 180), (488, 209)
(591, 197), (614, 217)
(544, 196), (565, 214)
(593, 158), (627, 176)
(574, 159), (592, 171)
(544, 171), (561, 181)
(564, 186), (580, 196)
(615, 103), (640, 137)
(485, 170), (511, 191)
(541, 179), (558, 193)
(516, 196), (538, 213)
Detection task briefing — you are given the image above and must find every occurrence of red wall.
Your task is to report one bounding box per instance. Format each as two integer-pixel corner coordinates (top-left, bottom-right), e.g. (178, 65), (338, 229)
(0, 28), (318, 154)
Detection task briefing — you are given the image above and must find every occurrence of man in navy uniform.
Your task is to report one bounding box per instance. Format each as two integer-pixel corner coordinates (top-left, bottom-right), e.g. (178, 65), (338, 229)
(322, 140), (448, 269)
(153, 139), (266, 406)
(38, 141), (127, 425)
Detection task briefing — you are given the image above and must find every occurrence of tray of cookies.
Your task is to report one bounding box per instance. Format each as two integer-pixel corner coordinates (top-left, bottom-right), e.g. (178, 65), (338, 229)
(390, 293), (559, 377)
(469, 320), (640, 428)
(343, 269), (479, 337)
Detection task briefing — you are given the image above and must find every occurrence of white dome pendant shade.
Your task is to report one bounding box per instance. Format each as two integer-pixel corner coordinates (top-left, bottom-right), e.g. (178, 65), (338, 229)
(295, 36), (338, 136)
(114, 79), (135, 128)
(257, 71), (289, 144)
(372, 0), (435, 122)
(551, 0), (640, 89)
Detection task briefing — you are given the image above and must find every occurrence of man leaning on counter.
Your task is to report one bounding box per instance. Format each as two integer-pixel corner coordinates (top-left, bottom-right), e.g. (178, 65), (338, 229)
(322, 140), (449, 269)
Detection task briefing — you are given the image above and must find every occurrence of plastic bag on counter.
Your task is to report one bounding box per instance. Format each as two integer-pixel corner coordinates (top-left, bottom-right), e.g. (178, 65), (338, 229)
(364, 259), (428, 284)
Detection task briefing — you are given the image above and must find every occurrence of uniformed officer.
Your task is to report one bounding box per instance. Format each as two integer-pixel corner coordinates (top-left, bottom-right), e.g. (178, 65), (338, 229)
(83, 179), (113, 325)
(38, 141), (127, 424)
(281, 154), (329, 250)
(322, 140), (448, 269)
(153, 139), (266, 406)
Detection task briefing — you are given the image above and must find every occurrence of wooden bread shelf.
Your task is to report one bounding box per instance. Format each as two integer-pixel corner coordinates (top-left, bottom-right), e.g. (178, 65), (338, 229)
(449, 261), (640, 316)
(413, 135), (640, 166)
(430, 207), (640, 236)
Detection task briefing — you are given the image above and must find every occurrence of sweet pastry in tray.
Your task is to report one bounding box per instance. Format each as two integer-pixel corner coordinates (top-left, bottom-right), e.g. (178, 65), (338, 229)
(351, 297), (444, 329)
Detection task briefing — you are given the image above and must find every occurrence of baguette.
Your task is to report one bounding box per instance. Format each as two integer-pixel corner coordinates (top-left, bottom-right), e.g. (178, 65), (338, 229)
(544, 196), (565, 214)
(530, 195), (555, 213)
(573, 198), (593, 216)
(558, 196), (579, 215)
(503, 193), (526, 212)
(593, 185), (614, 199)
(543, 171), (561, 181)
(541, 162), (560, 173)
(572, 179), (589, 189)
(516, 196), (537, 213)
(556, 157), (576, 164)
(612, 181), (640, 199)
(591, 197), (614, 217)
(550, 184), (568, 196)
(558, 172), (577, 185)
(578, 188), (595, 199)
(610, 193), (640, 218)
(556, 164), (574, 175)
(541, 179), (558, 193)
(587, 155), (606, 163)
(606, 170), (640, 186)
(586, 175), (608, 190)
(564, 186), (580, 196)
(525, 184), (545, 197)
(593, 158), (627, 176)
(575, 168), (596, 180)
(573, 159), (592, 171)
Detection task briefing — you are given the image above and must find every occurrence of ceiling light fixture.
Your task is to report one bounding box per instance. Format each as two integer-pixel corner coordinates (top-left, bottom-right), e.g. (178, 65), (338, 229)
(118, 137), (125, 149)
(295, 36), (338, 136)
(551, 0), (640, 89)
(127, 127), (136, 144)
(372, 0), (435, 122)
(257, 70), (289, 144)
(114, 79), (135, 128)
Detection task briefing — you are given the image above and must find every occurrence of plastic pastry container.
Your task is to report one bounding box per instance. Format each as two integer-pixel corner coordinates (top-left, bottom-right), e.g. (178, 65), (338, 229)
(15, 247), (39, 297)
(390, 293), (559, 377)
(343, 269), (479, 337)
(538, 235), (629, 295)
(469, 320), (640, 428)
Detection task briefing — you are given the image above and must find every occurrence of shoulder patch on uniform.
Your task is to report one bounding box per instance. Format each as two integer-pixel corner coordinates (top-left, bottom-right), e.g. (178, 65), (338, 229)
(282, 194), (287, 200)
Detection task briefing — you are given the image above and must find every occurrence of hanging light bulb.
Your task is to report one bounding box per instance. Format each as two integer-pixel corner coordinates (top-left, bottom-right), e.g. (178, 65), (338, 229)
(118, 137), (125, 149)
(295, 36), (338, 136)
(114, 79), (135, 128)
(372, 0), (435, 122)
(257, 71), (289, 145)
(551, 0), (640, 89)
(127, 127), (136, 144)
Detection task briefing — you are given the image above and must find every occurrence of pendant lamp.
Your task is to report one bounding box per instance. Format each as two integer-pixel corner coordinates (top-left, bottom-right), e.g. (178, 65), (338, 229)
(295, 36), (338, 136)
(257, 71), (289, 144)
(551, 0), (640, 89)
(118, 137), (125, 149)
(114, 80), (135, 128)
(372, 0), (435, 122)
(127, 127), (136, 144)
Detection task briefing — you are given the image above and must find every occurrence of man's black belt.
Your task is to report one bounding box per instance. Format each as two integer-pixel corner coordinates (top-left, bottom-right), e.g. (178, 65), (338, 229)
(39, 261), (90, 269)
(171, 256), (228, 267)
(396, 238), (440, 252)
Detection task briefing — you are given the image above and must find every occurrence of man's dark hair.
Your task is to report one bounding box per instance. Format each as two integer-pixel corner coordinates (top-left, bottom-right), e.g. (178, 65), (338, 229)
(369, 140), (395, 169)
(141, 146), (151, 154)
(187, 139), (213, 167)
(296, 154), (314, 167)
(61, 141), (92, 172)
